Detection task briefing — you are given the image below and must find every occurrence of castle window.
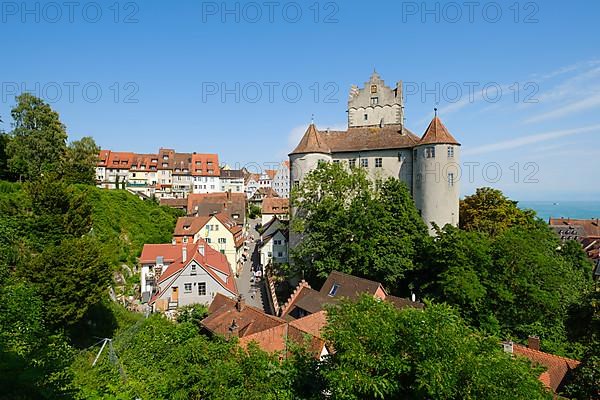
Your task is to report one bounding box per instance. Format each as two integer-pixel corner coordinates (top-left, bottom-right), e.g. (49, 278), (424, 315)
(413, 149), (417, 159)
(361, 158), (369, 168)
(375, 158), (383, 168)
(448, 173), (455, 186)
(416, 173), (422, 188)
(370, 97), (379, 105)
(370, 85), (377, 93)
(425, 147), (435, 158)
(364, 114), (368, 121)
(348, 159), (356, 168)
(447, 146), (454, 158)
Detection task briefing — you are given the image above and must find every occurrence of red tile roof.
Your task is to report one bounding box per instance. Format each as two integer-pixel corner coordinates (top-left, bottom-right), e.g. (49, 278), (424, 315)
(265, 169), (277, 180)
(203, 294), (326, 358)
(290, 123), (420, 155)
(98, 151), (136, 169)
(262, 198), (289, 215)
(187, 192), (246, 223)
(191, 153), (220, 177)
(549, 218), (600, 238)
(144, 241), (238, 303)
(173, 216), (212, 237)
(513, 344), (580, 393)
(419, 116), (460, 145)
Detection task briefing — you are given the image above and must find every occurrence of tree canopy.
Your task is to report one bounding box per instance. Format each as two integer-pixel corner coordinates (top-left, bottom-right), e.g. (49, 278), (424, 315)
(291, 162), (428, 290)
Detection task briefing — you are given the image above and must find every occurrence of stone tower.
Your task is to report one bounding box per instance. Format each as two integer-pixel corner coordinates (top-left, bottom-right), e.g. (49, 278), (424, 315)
(412, 114), (461, 234)
(348, 70), (404, 128)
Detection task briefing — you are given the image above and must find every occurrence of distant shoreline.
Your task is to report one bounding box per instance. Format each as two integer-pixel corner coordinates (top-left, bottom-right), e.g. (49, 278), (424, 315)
(518, 201), (600, 222)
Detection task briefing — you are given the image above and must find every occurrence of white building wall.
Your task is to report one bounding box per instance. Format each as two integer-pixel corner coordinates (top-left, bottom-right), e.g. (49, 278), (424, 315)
(412, 144), (461, 234)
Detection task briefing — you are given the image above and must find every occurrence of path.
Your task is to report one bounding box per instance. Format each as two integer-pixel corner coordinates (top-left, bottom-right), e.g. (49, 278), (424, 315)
(234, 218), (272, 314)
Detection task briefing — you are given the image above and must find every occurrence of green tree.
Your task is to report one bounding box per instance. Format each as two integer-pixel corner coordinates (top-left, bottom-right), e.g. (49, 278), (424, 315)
(291, 162), (427, 289)
(320, 296), (552, 400)
(460, 187), (536, 236)
(0, 278), (74, 399)
(563, 340), (600, 400)
(23, 236), (112, 329)
(61, 136), (100, 185)
(6, 93), (67, 181)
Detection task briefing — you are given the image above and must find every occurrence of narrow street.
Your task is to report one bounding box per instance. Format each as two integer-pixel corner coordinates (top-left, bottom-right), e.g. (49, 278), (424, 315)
(234, 218), (272, 314)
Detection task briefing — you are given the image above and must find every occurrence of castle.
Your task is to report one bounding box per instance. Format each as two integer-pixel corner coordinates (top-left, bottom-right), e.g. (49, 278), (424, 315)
(289, 71), (461, 233)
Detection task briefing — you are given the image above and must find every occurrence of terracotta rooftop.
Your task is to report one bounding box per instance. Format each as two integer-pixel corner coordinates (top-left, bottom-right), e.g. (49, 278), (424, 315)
(146, 241), (238, 303)
(512, 343), (580, 393)
(203, 294), (327, 358)
(202, 294), (286, 338)
(262, 197), (289, 215)
(419, 116), (460, 145)
(187, 192), (246, 223)
(173, 216), (212, 236)
(549, 218), (600, 238)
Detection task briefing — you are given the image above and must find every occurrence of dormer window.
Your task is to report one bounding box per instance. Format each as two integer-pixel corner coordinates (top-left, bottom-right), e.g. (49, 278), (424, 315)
(328, 284), (340, 297)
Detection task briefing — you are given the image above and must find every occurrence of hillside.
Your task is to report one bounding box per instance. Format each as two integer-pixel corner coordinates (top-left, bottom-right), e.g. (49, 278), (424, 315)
(75, 186), (183, 267)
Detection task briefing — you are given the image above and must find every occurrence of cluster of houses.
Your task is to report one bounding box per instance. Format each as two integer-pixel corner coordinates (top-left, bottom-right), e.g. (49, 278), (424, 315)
(549, 217), (600, 278)
(95, 148), (290, 200)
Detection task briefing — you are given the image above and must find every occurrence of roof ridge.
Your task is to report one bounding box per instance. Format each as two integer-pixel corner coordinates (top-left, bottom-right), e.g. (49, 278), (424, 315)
(513, 343), (580, 364)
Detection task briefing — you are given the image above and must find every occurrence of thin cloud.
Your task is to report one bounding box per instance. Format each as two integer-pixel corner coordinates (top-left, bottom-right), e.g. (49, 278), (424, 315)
(463, 124), (600, 156)
(524, 93), (600, 123)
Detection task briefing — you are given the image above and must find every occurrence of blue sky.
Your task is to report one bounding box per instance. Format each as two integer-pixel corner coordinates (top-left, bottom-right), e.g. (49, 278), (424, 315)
(1, 0), (599, 200)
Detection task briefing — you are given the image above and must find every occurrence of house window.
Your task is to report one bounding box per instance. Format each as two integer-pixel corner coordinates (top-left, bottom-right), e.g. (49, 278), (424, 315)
(293, 180), (300, 189)
(333, 160), (340, 164)
(183, 237), (188, 244)
(218, 238), (226, 244)
(198, 282), (206, 296)
(190, 264), (196, 275)
(220, 249), (225, 255)
(370, 84), (377, 93)
(268, 252), (272, 258)
(447, 146), (454, 158)
(274, 240), (282, 245)
(184, 283), (192, 293)
(363, 114), (368, 121)
(448, 173), (455, 187)
(370, 97), (379, 105)
(328, 284), (340, 297)
(361, 158), (369, 168)
(277, 252), (283, 258)
(375, 158), (382, 168)
(348, 159), (356, 168)
(425, 147), (435, 158)
(206, 238), (211, 243)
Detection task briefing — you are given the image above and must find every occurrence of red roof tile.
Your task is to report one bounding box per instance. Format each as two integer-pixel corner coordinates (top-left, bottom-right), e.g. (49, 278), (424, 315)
(419, 116), (460, 145)
(191, 153), (220, 177)
(513, 344), (580, 393)
(262, 197), (289, 215)
(549, 218), (600, 238)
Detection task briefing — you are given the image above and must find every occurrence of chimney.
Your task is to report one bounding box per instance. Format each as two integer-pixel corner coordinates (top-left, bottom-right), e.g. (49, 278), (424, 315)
(198, 244), (205, 256)
(228, 319), (239, 337)
(502, 341), (514, 354)
(182, 246), (187, 262)
(527, 336), (540, 351)
(236, 295), (245, 312)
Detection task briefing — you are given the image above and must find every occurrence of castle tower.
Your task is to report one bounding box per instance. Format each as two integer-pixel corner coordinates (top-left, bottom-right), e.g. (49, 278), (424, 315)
(348, 70), (404, 128)
(289, 124), (333, 190)
(412, 113), (461, 234)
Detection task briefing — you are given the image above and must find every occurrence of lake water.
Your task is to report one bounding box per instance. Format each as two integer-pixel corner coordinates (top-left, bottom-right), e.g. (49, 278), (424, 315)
(518, 201), (600, 222)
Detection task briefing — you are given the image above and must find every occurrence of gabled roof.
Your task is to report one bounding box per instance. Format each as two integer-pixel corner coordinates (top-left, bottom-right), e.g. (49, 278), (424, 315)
(187, 192), (246, 223)
(173, 216), (212, 236)
(203, 294), (327, 358)
(290, 124), (421, 155)
(139, 243), (197, 264)
(419, 116), (460, 145)
(549, 218), (600, 238)
(220, 169), (244, 179)
(148, 241), (238, 303)
(262, 197), (289, 215)
(202, 294), (286, 337)
(512, 344), (580, 393)
(319, 270), (385, 299)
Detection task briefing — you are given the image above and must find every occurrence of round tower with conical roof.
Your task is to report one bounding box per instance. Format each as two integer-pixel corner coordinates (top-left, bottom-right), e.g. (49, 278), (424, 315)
(412, 112), (461, 233)
(289, 124), (333, 192)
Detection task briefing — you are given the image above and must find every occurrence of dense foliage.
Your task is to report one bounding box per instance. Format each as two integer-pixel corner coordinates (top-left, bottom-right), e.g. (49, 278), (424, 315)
(291, 162), (428, 289)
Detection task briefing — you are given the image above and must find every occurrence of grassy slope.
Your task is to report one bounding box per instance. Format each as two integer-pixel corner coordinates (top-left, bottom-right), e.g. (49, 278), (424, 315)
(75, 186), (183, 267)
